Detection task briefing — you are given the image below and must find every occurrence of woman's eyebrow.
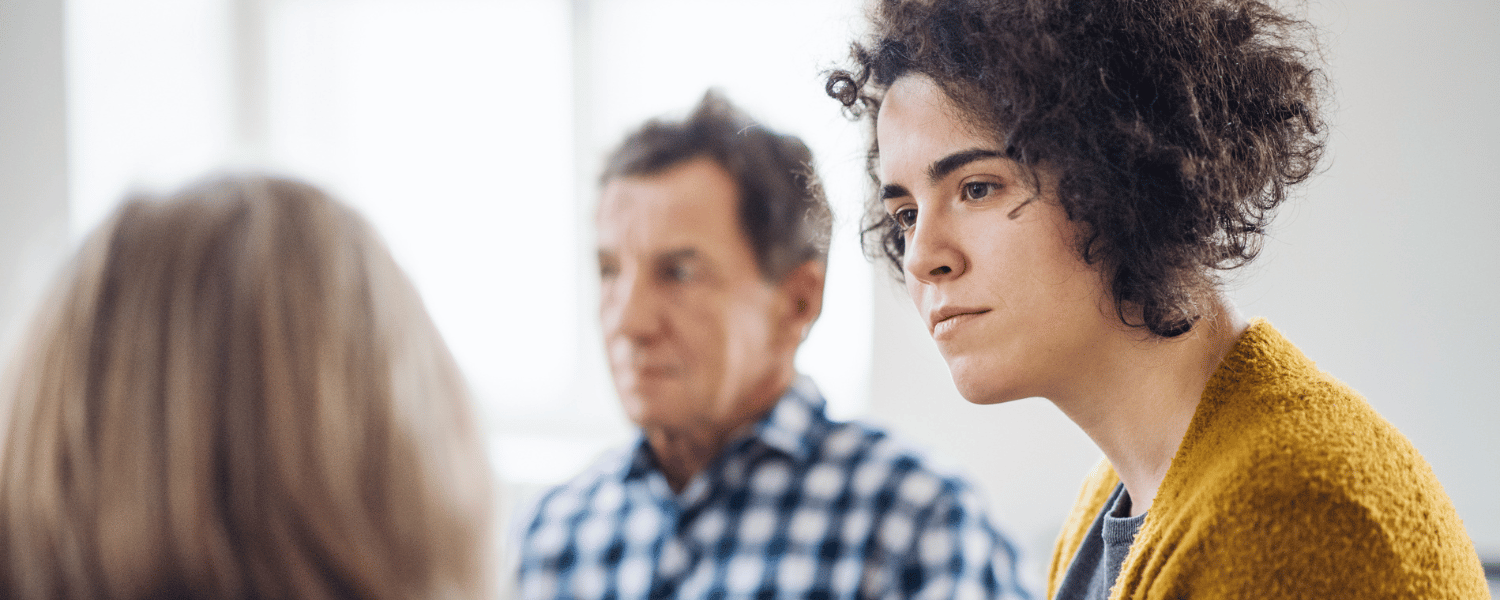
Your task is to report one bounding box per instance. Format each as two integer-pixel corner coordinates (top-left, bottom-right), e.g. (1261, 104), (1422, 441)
(881, 184), (910, 201)
(927, 148), (1005, 183)
(880, 148), (1004, 201)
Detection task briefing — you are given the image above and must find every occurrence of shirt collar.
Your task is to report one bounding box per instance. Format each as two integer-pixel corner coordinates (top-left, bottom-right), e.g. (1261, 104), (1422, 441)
(621, 374), (830, 481)
(750, 374), (828, 462)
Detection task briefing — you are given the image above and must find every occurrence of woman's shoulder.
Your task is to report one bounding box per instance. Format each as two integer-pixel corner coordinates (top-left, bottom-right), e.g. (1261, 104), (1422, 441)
(1140, 320), (1487, 598)
(1149, 432), (1486, 599)
(1186, 319), (1431, 494)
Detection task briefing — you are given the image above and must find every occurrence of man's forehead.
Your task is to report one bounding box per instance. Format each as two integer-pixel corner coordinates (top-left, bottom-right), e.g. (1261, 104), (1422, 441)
(595, 160), (744, 253)
(594, 192), (716, 251)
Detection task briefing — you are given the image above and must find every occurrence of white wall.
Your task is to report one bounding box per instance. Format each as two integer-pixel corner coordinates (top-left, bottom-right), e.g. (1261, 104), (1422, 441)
(865, 0), (1500, 578)
(0, 0), (71, 356)
(65, 0), (240, 235)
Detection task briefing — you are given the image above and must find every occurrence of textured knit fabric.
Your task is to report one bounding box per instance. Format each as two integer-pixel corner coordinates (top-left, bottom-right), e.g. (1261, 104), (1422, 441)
(1046, 320), (1489, 599)
(1053, 484), (1144, 600)
(519, 376), (1031, 600)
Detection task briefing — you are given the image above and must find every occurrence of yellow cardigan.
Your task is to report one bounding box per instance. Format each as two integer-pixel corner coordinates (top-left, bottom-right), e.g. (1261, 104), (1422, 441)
(1046, 320), (1488, 599)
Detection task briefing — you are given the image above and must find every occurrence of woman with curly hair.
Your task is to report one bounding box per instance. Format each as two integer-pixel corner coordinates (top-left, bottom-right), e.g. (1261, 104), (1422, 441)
(827, 0), (1487, 598)
(0, 175), (493, 600)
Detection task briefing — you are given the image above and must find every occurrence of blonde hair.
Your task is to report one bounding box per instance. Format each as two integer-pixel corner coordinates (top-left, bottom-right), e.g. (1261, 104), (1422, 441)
(0, 175), (493, 600)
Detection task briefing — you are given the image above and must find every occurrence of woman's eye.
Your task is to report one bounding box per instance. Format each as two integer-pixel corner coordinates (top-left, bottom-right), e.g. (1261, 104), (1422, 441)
(891, 208), (918, 232)
(963, 181), (998, 201)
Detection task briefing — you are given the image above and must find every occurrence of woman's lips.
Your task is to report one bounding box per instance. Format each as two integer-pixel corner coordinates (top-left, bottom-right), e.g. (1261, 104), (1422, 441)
(931, 309), (990, 339)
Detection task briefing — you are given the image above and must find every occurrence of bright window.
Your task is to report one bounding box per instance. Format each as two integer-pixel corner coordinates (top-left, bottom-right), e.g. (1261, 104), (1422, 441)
(66, 0), (871, 492)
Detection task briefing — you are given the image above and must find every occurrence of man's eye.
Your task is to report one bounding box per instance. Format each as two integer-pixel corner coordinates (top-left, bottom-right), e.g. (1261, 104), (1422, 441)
(963, 182), (999, 201)
(599, 262), (619, 279)
(891, 208), (918, 232)
(663, 263), (694, 282)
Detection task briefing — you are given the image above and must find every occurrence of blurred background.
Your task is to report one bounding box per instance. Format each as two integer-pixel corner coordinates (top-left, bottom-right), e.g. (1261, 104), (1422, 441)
(2, 0), (1496, 590)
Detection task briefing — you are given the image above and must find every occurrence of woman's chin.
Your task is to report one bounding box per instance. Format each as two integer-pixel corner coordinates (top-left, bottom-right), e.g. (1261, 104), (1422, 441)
(947, 359), (1027, 406)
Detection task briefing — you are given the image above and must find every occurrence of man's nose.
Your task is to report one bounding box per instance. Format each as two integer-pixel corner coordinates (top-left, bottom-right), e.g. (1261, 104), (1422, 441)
(903, 213), (965, 283)
(602, 268), (662, 341)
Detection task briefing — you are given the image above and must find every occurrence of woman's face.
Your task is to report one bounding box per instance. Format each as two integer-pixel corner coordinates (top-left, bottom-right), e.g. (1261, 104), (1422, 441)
(875, 75), (1118, 404)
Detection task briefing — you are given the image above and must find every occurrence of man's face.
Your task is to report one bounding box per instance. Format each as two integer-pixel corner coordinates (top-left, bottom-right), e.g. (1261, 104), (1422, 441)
(597, 157), (795, 437)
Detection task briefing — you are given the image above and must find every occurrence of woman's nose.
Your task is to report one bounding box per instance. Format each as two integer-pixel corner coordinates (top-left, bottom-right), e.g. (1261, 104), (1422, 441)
(903, 212), (964, 283)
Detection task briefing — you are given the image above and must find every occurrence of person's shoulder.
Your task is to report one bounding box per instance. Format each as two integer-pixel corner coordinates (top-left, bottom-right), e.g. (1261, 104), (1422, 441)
(1181, 328), (1453, 537)
(814, 417), (985, 511)
(520, 445), (636, 531)
(1153, 324), (1488, 597)
(1189, 321), (1437, 499)
(1158, 462), (1487, 598)
(1185, 407), (1486, 595)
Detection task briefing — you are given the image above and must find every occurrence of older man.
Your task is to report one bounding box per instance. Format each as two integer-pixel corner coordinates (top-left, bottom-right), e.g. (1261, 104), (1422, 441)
(518, 92), (1030, 600)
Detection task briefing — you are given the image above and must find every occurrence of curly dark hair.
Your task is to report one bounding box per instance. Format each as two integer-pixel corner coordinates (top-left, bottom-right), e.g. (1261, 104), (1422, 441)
(602, 90), (833, 282)
(827, 0), (1327, 336)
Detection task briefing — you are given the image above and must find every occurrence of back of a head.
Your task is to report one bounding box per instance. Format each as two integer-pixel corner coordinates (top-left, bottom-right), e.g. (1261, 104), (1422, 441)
(601, 90), (834, 283)
(0, 175), (492, 600)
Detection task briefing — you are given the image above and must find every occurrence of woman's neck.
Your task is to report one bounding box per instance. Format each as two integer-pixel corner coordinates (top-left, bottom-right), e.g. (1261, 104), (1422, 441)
(1050, 297), (1249, 516)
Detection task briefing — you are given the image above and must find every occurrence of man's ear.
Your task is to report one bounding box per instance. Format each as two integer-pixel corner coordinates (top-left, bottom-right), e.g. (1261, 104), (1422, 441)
(776, 260), (826, 346)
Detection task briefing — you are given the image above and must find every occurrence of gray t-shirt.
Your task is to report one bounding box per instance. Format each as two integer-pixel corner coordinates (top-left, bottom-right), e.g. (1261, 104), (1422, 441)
(1053, 483), (1146, 600)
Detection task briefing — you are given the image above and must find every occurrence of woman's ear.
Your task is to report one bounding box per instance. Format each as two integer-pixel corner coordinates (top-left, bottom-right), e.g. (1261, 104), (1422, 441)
(776, 260), (826, 346)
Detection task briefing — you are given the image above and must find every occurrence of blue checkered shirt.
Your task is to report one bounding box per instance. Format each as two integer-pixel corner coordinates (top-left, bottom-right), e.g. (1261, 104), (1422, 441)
(517, 376), (1032, 600)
